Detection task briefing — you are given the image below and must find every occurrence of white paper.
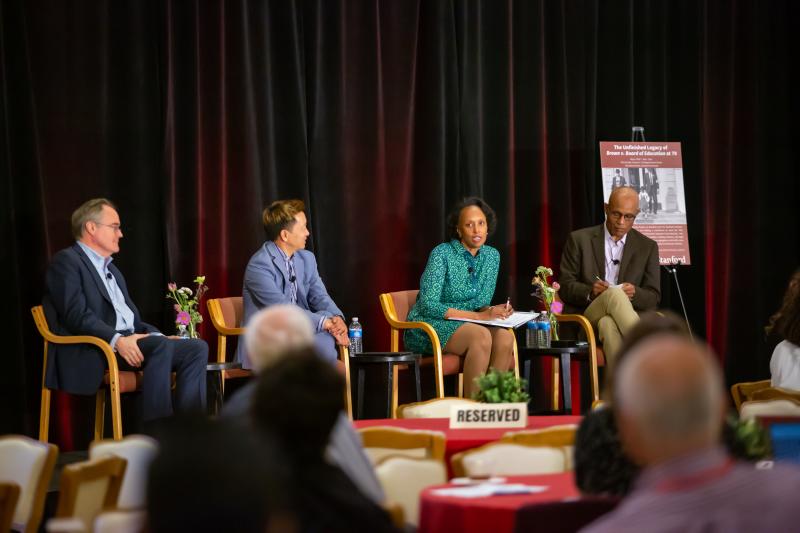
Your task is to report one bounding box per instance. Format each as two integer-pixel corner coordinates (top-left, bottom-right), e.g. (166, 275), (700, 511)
(431, 483), (549, 499)
(447, 311), (539, 329)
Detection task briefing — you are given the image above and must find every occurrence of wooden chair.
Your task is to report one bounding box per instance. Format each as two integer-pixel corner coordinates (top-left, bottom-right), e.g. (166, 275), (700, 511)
(379, 290), (520, 401)
(451, 442), (567, 478)
(358, 426), (446, 465)
(554, 313), (602, 407)
(0, 435), (58, 533)
(396, 397), (480, 419)
(730, 379), (772, 411)
(750, 386), (800, 404)
(206, 297), (251, 390)
(33, 305), (136, 442)
(0, 483), (20, 533)
(89, 435), (158, 510)
(740, 398), (800, 421)
(208, 297), (353, 419)
(502, 424), (578, 470)
(375, 455), (446, 527)
(55, 456), (127, 531)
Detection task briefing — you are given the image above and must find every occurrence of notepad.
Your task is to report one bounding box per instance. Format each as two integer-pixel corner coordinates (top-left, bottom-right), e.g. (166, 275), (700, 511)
(447, 311), (539, 329)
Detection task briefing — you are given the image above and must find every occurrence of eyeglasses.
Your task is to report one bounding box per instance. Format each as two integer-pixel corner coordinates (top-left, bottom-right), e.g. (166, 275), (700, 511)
(95, 222), (123, 233)
(608, 211), (637, 222)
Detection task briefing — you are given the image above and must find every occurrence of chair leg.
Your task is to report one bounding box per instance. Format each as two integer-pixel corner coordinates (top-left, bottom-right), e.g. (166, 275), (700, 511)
(391, 366), (399, 419)
(109, 380), (123, 440)
(551, 359), (561, 411)
(94, 389), (106, 441)
(39, 388), (51, 443)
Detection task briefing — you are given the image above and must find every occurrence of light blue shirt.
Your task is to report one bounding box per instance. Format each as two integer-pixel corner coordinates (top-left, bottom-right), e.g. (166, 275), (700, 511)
(76, 241), (135, 350)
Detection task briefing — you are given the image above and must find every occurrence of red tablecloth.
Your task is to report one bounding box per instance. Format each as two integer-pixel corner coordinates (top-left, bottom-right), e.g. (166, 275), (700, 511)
(353, 415), (581, 476)
(418, 472), (579, 533)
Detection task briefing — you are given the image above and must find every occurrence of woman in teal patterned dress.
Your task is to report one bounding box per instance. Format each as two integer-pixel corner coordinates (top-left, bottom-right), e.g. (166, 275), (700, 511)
(405, 197), (516, 398)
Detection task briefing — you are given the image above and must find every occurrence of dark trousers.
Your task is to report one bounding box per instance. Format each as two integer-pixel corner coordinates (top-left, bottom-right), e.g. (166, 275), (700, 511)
(118, 335), (208, 421)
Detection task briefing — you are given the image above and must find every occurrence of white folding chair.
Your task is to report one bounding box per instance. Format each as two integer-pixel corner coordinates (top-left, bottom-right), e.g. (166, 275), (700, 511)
(0, 435), (58, 532)
(451, 442), (566, 478)
(375, 456), (446, 527)
(396, 397), (480, 419)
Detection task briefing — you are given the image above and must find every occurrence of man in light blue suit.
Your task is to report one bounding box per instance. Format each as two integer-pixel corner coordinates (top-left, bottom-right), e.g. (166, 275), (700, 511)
(236, 199), (348, 368)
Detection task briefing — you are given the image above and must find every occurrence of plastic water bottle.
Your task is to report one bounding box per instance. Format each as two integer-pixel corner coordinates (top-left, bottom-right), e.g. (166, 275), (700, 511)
(526, 319), (539, 348)
(537, 313), (551, 349)
(348, 317), (363, 354)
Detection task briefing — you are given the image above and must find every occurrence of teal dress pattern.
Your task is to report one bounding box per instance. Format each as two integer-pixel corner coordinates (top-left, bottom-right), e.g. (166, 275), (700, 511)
(404, 240), (500, 354)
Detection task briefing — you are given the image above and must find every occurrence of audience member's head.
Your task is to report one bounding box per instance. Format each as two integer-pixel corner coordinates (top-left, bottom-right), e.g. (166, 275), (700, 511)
(147, 415), (293, 533)
(766, 269), (800, 345)
(244, 304), (315, 373)
(574, 406), (639, 496)
(251, 348), (344, 461)
(613, 334), (726, 467)
(604, 310), (692, 396)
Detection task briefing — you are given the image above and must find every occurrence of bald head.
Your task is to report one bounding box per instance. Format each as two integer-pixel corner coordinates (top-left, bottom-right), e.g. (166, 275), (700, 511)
(613, 334), (726, 466)
(605, 186), (640, 241)
(244, 305), (315, 373)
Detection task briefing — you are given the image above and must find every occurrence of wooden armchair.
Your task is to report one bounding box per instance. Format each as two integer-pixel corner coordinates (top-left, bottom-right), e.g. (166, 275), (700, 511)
(379, 290), (519, 401)
(0, 435), (57, 532)
(206, 297), (252, 390)
(730, 379), (772, 411)
(552, 313), (602, 408)
(208, 297), (353, 419)
(55, 455), (127, 530)
(32, 305), (137, 442)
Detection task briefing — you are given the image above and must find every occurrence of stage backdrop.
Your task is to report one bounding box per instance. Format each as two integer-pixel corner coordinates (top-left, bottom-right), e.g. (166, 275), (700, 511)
(1, 0), (798, 448)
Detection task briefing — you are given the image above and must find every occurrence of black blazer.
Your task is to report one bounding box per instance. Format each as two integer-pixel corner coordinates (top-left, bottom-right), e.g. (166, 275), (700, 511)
(43, 243), (159, 394)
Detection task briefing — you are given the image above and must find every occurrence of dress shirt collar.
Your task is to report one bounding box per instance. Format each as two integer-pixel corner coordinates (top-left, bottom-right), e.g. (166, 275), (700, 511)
(634, 445), (730, 492)
(76, 240), (113, 271)
(449, 239), (481, 258)
(603, 224), (628, 247)
(274, 241), (293, 263)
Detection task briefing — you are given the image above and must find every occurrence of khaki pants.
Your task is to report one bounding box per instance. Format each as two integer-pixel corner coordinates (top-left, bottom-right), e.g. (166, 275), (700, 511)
(583, 287), (640, 368)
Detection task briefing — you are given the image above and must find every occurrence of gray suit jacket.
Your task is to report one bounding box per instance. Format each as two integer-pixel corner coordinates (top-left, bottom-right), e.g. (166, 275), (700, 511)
(236, 241), (343, 366)
(559, 224), (660, 314)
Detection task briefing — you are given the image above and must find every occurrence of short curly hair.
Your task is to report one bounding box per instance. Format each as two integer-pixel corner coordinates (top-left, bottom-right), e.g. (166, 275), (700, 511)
(262, 199), (305, 241)
(574, 407), (639, 496)
(445, 197), (497, 241)
(766, 269), (800, 346)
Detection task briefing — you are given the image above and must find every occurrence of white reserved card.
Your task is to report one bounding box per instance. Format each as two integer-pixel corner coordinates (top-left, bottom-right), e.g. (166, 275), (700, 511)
(449, 402), (528, 429)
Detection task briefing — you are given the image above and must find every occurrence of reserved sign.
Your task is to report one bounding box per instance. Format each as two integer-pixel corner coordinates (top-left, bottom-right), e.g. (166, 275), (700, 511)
(449, 402), (528, 429)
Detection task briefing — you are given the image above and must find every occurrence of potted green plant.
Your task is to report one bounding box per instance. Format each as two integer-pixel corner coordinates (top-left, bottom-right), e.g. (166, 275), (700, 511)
(473, 368), (531, 404)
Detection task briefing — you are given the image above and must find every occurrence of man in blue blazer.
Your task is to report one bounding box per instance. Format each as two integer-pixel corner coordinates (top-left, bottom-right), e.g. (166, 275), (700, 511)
(237, 199), (348, 368)
(44, 198), (207, 421)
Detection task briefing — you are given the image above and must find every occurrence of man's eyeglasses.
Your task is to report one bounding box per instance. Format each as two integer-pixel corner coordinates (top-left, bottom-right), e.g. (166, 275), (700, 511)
(95, 222), (123, 233)
(608, 211), (637, 222)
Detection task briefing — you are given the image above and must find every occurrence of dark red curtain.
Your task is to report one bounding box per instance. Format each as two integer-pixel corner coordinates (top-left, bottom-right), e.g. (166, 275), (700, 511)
(2, 0), (799, 448)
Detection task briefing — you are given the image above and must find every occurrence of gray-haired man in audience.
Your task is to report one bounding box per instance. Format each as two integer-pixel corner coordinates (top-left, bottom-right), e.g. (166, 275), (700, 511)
(582, 334), (800, 533)
(221, 304), (384, 504)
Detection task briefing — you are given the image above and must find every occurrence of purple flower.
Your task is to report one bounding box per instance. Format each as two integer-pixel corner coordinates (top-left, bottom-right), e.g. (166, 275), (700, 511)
(168, 282), (177, 292)
(550, 301), (564, 314)
(176, 311), (191, 325)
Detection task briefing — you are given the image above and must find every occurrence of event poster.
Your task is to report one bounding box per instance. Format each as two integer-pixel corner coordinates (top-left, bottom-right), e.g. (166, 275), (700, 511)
(599, 141), (691, 265)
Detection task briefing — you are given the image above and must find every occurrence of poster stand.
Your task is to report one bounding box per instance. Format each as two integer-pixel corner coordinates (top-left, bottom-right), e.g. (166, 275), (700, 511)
(631, 126), (693, 340)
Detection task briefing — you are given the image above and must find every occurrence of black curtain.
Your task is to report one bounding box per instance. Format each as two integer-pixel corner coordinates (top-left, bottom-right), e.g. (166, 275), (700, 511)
(2, 0), (799, 448)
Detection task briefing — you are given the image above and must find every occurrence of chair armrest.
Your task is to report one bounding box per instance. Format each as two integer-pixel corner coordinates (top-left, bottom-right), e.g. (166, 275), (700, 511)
(215, 325), (245, 336)
(555, 314), (596, 345)
(386, 320), (442, 345)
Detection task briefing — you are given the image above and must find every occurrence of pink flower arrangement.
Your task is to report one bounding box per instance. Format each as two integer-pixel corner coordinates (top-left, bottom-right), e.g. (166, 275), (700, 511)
(531, 266), (561, 340)
(166, 275), (208, 338)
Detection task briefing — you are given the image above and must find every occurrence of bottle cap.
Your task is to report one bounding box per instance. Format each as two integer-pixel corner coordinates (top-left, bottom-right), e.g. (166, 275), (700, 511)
(352, 317), (359, 322)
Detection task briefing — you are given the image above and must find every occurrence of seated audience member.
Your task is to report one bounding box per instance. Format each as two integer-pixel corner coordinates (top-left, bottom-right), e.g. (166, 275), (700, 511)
(766, 270), (800, 390)
(582, 335), (800, 533)
(147, 415), (292, 533)
(404, 197), (515, 398)
(221, 304), (384, 504)
(574, 406), (639, 497)
(251, 351), (398, 533)
(574, 311), (690, 497)
(44, 198), (207, 421)
(559, 187), (660, 368)
(237, 199), (348, 368)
